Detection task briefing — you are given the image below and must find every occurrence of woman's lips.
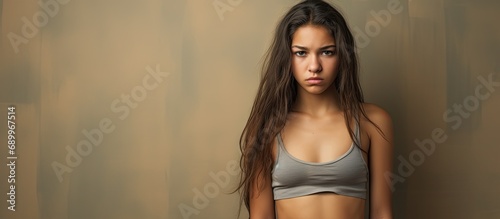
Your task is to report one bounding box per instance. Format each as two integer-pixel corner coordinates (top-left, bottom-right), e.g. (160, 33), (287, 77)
(306, 78), (323, 85)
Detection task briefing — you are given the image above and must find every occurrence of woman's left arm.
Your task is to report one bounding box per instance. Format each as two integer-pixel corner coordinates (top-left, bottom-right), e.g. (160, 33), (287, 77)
(365, 104), (394, 219)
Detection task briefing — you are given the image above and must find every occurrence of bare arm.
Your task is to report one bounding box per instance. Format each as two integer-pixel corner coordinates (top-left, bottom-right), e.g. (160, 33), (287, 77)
(365, 104), (394, 219)
(248, 139), (276, 219)
(248, 171), (275, 219)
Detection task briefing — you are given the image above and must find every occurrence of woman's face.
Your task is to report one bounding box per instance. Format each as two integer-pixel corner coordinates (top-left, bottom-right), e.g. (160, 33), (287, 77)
(291, 24), (339, 95)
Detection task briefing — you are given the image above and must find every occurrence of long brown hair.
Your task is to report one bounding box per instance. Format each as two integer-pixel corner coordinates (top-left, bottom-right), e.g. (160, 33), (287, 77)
(235, 0), (383, 213)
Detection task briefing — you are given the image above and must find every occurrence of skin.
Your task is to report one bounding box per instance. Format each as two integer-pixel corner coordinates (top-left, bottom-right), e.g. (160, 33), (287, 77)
(249, 24), (393, 219)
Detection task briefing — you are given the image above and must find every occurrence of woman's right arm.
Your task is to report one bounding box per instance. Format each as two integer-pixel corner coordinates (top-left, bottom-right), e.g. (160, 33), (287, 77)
(248, 171), (275, 219)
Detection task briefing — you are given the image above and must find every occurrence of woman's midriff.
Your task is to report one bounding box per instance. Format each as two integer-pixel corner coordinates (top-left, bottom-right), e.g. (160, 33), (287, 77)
(275, 193), (366, 219)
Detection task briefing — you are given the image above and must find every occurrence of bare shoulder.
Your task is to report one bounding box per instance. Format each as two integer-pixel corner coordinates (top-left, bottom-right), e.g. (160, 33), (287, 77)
(362, 103), (392, 123)
(361, 103), (393, 139)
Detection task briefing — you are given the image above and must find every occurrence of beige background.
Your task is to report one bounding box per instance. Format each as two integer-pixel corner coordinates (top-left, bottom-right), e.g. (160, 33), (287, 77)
(0, 0), (499, 218)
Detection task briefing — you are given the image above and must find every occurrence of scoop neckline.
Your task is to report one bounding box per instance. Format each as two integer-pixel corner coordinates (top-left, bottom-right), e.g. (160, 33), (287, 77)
(277, 132), (355, 166)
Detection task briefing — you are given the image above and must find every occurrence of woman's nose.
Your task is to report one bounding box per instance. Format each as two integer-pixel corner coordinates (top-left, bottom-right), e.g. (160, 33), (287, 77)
(308, 55), (322, 73)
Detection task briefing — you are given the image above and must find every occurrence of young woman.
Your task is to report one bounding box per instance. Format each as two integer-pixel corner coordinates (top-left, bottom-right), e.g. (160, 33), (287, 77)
(236, 1), (393, 218)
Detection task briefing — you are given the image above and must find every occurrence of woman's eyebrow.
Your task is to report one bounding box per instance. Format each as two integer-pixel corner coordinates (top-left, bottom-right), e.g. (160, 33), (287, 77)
(291, 45), (336, 50)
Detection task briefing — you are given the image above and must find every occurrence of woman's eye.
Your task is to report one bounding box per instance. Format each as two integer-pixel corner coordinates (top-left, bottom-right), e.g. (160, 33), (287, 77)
(322, 50), (335, 56)
(294, 51), (306, 56)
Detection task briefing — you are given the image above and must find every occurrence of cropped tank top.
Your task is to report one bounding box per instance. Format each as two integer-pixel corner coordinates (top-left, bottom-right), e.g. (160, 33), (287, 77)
(271, 121), (369, 200)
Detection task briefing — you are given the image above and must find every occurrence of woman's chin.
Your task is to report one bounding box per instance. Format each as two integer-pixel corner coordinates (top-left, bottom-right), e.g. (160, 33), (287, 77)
(303, 87), (329, 95)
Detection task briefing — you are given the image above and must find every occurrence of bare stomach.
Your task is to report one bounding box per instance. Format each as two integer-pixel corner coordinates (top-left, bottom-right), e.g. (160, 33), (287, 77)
(275, 193), (366, 219)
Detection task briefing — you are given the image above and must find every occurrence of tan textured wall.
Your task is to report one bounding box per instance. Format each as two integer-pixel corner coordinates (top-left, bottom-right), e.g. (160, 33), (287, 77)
(0, 0), (499, 218)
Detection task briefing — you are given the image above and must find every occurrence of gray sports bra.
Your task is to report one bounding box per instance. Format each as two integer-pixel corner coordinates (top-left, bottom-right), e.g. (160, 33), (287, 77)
(271, 121), (369, 200)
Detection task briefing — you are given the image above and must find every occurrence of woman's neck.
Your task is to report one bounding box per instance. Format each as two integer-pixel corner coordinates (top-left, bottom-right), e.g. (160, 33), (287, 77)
(291, 85), (342, 117)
